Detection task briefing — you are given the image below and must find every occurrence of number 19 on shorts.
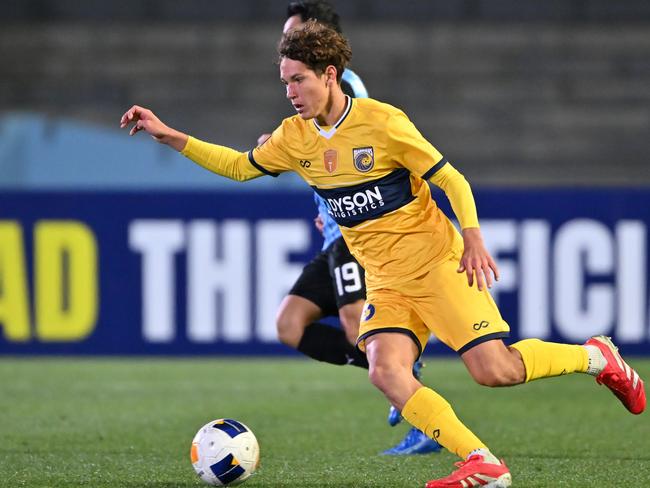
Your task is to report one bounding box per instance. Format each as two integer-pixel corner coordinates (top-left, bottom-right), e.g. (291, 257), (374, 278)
(334, 262), (362, 296)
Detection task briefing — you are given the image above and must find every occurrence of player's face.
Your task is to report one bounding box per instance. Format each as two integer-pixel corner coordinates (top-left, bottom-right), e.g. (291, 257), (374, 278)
(280, 57), (330, 121)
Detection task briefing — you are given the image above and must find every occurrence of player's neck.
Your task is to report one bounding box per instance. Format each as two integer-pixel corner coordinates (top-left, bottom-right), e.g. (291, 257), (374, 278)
(315, 89), (347, 127)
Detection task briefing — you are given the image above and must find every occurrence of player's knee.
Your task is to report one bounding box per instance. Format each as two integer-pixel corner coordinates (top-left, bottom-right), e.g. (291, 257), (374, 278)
(275, 313), (304, 348)
(368, 363), (390, 393)
(368, 361), (404, 394)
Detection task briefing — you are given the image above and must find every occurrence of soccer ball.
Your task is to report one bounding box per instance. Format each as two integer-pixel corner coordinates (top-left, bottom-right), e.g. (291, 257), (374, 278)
(190, 419), (260, 486)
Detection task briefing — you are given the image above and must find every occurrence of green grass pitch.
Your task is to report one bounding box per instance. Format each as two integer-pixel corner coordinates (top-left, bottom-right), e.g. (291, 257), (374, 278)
(1, 357), (648, 487)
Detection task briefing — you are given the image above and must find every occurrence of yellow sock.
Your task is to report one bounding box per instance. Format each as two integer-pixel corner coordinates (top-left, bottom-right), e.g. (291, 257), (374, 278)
(511, 338), (589, 382)
(402, 387), (486, 459)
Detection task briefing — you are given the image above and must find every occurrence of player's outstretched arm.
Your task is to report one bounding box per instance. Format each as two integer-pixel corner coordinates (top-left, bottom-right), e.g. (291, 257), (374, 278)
(120, 105), (268, 182)
(120, 105), (188, 152)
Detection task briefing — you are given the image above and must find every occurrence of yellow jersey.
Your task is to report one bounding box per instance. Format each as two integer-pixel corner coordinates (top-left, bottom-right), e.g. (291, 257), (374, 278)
(183, 96), (475, 291)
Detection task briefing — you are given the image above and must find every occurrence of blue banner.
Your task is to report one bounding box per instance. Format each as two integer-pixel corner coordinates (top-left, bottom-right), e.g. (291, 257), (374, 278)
(0, 188), (648, 355)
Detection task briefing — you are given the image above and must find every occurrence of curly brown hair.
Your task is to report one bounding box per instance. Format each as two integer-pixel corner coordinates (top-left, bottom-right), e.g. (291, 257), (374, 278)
(278, 19), (352, 83)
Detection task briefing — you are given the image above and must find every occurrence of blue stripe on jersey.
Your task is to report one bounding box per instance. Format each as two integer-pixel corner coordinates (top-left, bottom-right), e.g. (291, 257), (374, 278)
(315, 193), (342, 250)
(248, 149), (279, 177)
(313, 168), (415, 228)
(315, 68), (368, 247)
(422, 157), (449, 180)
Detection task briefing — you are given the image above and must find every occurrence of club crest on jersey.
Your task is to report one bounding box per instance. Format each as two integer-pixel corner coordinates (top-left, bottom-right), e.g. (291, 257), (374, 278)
(353, 147), (374, 172)
(324, 149), (338, 173)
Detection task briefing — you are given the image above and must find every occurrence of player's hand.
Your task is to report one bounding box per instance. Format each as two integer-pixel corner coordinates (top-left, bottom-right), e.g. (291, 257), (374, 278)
(120, 105), (188, 151)
(314, 215), (324, 234)
(120, 105), (167, 138)
(257, 133), (271, 146)
(457, 227), (499, 291)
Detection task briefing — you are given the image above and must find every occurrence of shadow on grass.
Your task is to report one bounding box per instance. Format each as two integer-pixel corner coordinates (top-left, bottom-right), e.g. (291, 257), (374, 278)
(251, 483), (384, 488)
(116, 483), (199, 488)
(508, 452), (650, 462)
(117, 483), (383, 488)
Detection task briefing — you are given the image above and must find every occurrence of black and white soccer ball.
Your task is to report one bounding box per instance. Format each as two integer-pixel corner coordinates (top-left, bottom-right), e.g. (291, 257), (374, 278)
(190, 419), (260, 486)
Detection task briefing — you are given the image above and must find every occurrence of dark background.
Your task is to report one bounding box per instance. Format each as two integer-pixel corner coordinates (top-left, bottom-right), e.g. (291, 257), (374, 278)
(2, 0), (649, 186)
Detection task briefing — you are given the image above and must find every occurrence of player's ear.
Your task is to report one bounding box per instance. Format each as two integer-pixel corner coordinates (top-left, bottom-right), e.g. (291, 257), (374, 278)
(325, 65), (337, 86)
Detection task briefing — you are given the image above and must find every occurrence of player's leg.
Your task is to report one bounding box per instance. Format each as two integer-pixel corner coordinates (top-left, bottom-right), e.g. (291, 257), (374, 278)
(364, 332), (420, 408)
(417, 253), (587, 386)
(386, 359), (425, 428)
(364, 332), (510, 487)
(337, 299), (364, 347)
(327, 239), (433, 423)
(462, 337), (584, 386)
(427, 252), (645, 414)
(276, 250), (364, 366)
(398, 259), (513, 485)
(335, 299), (369, 368)
(277, 294), (366, 366)
(462, 336), (645, 414)
(328, 238), (365, 347)
(460, 339), (526, 386)
(275, 294), (324, 348)
(327, 237), (369, 367)
(383, 356), (441, 455)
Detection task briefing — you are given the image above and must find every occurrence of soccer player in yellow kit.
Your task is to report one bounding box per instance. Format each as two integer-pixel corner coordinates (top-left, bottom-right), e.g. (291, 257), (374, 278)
(121, 21), (646, 488)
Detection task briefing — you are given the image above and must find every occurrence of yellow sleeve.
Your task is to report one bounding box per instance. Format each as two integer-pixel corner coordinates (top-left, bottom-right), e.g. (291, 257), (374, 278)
(386, 112), (443, 175)
(428, 162), (479, 229)
(250, 120), (296, 174)
(181, 136), (266, 181)
(385, 111), (479, 229)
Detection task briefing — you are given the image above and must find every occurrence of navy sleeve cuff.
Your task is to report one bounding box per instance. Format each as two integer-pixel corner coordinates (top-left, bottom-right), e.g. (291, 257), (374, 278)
(248, 150), (279, 177)
(422, 157), (449, 180)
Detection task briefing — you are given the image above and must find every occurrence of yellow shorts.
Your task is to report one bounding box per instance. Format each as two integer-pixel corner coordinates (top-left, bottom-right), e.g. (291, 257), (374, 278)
(357, 254), (510, 355)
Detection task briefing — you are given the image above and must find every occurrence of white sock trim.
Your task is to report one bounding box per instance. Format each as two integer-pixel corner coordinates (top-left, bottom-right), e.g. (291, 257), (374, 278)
(468, 448), (500, 465)
(584, 344), (607, 376)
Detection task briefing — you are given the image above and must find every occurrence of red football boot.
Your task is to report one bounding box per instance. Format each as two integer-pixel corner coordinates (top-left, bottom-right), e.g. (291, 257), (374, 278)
(584, 335), (646, 415)
(425, 454), (511, 488)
